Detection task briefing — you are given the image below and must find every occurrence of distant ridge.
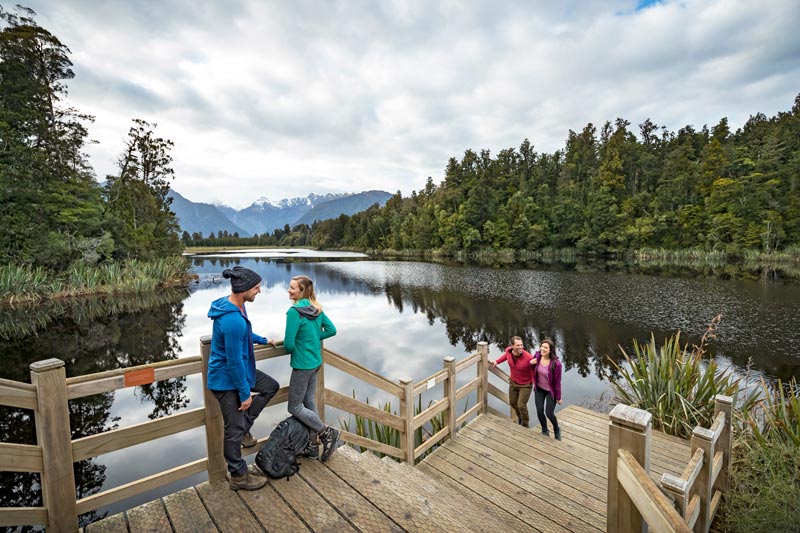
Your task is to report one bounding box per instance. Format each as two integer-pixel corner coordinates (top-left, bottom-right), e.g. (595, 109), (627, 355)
(168, 189), (392, 237)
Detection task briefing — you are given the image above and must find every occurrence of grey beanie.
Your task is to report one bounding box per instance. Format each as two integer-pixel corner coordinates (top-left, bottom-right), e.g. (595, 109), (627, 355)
(223, 266), (262, 293)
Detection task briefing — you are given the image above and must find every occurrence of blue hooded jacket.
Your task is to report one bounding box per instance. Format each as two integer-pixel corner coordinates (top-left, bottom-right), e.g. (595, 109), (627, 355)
(207, 296), (268, 403)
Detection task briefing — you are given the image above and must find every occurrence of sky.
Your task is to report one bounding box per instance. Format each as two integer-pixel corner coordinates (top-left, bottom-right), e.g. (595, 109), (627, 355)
(21, 0), (800, 209)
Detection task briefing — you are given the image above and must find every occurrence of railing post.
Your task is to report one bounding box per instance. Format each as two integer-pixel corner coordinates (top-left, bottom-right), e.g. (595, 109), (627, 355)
(691, 425), (716, 532)
(444, 356), (457, 439)
(200, 336), (227, 482)
(399, 377), (415, 464)
(317, 344), (326, 425)
(714, 394), (732, 492)
(478, 341), (489, 414)
(607, 404), (652, 533)
(30, 359), (78, 532)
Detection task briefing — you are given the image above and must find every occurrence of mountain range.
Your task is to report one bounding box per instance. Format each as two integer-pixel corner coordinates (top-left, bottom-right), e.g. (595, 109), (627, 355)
(168, 189), (392, 237)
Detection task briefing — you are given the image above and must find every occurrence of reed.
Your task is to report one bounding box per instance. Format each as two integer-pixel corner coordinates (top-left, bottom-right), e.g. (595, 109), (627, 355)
(606, 316), (757, 439)
(339, 392), (447, 461)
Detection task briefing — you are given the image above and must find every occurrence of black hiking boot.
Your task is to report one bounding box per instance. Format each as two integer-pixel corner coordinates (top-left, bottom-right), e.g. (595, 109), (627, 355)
(319, 426), (340, 462)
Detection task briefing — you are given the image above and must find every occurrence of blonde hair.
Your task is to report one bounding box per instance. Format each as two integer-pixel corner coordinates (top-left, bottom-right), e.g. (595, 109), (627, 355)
(291, 275), (322, 311)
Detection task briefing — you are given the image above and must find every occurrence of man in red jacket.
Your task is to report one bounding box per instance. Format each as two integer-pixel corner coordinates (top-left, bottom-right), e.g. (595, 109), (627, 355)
(492, 336), (534, 427)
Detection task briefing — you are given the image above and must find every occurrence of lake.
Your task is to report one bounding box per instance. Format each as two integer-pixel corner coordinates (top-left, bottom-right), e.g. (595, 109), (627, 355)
(1, 250), (798, 527)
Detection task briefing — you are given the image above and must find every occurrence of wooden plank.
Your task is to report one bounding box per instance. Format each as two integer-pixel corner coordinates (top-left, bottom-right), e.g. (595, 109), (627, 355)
(0, 507), (48, 528)
(421, 455), (550, 532)
(76, 459), (207, 514)
(386, 456), (531, 533)
(413, 397), (449, 430)
(562, 408), (691, 464)
(455, 352), (481, 373)
(323, 349), (403, 396)
(447, 433), (607, 526)
(299, 459), (403, 533)
(414, 368), (448, 396)
(266, 470), (356, 532)
(30, 359), (78, 532)
(0, 442), (42, 472)
(201, 339), (226, 483)
(195, 481), (262, 533)
(72, 408), (206, 461)
(238, 482), (309, 532)
(0, 379), (37, 410)
(423, 447), (594, 533)
(488, 365), (510, 383)
(126, 499), (172, 532)
(253, 344), (289, 361)
(486, 406), (506, 418)
(324, 446), (460, 532)
(616, 450), (691, 533)
(339, 429), (404, 459)
(326, 389), (405, 431)
(555, 411), (690, 474)
(467, 416), (608, 483)
(84, 512), (128, 532)
(414, 425), (448, 459)
(67, 357), (202, 385)
(487, 382), (509, 404)
(163, 487), (217, 532)
(456, 402), (482, 427)
(455, 377), (479, 401)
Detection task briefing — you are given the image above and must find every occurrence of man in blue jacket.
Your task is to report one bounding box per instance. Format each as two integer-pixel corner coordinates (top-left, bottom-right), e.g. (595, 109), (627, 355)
(207, 266), (279, 491)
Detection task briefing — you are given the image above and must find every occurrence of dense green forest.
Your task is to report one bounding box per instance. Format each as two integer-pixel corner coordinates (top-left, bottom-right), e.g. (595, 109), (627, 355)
(189, 95), (800, 258)
(0, 6), (181, 278)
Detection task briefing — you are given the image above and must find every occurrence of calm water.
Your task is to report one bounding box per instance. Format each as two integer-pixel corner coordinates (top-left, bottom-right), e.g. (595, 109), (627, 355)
(1, 252), (799, 527)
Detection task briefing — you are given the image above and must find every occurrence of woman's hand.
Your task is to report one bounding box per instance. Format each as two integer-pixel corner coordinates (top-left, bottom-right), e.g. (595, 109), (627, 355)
(267, 339), (279, 348)
(557, 399), (563, 405)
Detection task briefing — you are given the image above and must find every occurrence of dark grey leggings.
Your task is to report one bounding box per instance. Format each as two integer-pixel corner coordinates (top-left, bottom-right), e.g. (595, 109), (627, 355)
(534, 387), (559, 432)
(288, 366), (325, 433)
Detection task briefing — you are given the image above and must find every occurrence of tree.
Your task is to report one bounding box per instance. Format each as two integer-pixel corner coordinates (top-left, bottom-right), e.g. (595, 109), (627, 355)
(105, 119), (182, 259)
(0, 6), (106, 270)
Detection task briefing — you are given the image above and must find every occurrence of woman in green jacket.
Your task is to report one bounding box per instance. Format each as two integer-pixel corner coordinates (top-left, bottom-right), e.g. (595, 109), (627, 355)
(284, 275), (339, 461)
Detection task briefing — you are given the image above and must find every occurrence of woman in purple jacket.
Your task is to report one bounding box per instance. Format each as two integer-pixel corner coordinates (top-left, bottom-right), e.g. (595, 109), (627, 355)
(530, 339), (563, 440)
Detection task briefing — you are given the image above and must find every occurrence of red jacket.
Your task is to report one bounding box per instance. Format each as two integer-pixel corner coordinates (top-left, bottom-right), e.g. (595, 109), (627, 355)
(495, 347), (534, 385)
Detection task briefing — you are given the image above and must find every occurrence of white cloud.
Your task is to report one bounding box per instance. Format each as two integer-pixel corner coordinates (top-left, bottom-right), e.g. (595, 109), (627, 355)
(22, 0), (800, 208)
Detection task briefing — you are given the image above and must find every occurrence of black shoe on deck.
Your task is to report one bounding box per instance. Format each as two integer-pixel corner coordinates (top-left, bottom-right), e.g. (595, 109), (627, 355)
(320, 427), (340, 462)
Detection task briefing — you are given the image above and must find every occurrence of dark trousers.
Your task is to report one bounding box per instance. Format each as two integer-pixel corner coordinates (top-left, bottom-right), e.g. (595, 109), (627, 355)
(534, 387), (559, 432)
(508, 382), (533, 427)
(213, 370), (279, 476)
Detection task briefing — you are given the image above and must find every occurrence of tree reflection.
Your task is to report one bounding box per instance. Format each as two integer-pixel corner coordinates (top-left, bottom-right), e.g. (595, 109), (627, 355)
(0, 290), (189, 529)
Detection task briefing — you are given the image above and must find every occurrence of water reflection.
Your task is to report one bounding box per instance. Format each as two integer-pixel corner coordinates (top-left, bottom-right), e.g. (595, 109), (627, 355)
(1, 256), (798, 529)
(0, 291), (189, 528)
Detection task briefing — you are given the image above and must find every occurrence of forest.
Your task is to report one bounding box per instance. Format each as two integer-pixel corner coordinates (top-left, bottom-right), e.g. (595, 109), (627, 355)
(190, 95), (800, 259)
(0, 6), (182, 277)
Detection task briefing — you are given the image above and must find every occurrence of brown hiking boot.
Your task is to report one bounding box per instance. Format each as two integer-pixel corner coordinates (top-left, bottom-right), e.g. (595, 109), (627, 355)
(247, 464), (265, 477)
(228, 470), (266, 491)
(241, 431), (258, 448)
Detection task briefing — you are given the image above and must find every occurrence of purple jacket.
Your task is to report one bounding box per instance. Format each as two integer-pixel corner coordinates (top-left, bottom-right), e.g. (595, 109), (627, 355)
(531, 351), (563, 402)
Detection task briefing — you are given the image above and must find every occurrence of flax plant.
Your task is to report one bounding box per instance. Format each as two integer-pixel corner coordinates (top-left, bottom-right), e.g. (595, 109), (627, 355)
(607, 317), (754, 439)
(340, 391), (451, 461)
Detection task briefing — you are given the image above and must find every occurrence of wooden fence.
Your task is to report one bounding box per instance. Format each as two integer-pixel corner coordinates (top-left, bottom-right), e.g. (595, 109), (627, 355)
(0, 340), (509, 531)
(607, 395), (733, 533)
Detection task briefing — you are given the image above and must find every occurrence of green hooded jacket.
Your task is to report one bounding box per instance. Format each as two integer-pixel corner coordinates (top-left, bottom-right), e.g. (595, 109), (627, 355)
(284, 298), (337, 369)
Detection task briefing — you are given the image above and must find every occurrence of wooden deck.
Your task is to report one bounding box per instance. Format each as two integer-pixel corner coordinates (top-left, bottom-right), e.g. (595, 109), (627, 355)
(85, 406), (692, 532)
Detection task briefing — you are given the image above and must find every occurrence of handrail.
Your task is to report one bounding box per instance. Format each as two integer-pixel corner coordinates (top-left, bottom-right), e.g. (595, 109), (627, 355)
(0, 339), (498, 530)
(609, 395), (733, 533)
(0, 378), (37, 410)
(617, 449), (692, 533)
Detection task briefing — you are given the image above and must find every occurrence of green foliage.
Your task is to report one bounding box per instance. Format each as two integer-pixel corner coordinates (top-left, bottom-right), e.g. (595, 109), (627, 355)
(0, 257), (190, 304)
(606, 318), (755, 439)
(248, 94), (799, 258)
(721, 439), (800, 533)
(1, 7), (182, 281)
(339, 391), (449, 462)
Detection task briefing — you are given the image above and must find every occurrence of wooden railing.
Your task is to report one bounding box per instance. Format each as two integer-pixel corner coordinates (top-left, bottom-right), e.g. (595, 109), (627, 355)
(0, 339), (495, 530)
(607, 395), (733, 533)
